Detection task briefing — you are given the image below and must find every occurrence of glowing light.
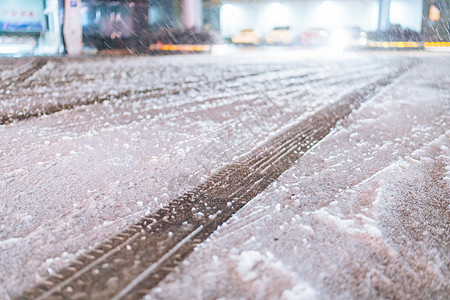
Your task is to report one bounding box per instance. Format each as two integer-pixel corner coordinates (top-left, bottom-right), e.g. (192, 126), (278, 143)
(266, 2), (291, 28)
(331, 30), (348, 48)
(424, 42), (450, 47)
(221, 4), (238, 19)
(220, 4), (243, 38)
(390, 2), (403, 24)
(322, 1), (334, 9)
(389, 0), (423, 31)
(317, 1), (342, 29)
(269, 2), (282, 10)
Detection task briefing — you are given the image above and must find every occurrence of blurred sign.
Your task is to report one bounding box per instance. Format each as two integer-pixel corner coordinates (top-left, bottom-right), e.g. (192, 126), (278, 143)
(0, 0), (44, 33)
(63, 0), (83, 55)
(429, 5), (440, 21)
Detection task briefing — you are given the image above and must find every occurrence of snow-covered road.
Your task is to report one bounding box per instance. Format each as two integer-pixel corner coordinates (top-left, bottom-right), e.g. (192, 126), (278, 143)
(0, 49), (449, 299)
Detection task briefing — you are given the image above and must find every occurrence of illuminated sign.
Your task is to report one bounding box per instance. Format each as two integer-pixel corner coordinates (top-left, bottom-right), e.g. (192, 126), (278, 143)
(429, 5), (440, 21)
(0, 0), (44, 33)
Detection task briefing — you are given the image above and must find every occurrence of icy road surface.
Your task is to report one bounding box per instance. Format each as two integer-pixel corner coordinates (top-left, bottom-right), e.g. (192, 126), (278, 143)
(0, 49), (449, 299)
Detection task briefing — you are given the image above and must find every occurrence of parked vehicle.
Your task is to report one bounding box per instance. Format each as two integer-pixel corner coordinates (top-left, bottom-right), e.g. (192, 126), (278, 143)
(367, 24), (422, 42)
(232, 29), (260, 46)
(331, 26), (368, 49)
(300, 28), (330, 46)
(265, 26), (294, 45)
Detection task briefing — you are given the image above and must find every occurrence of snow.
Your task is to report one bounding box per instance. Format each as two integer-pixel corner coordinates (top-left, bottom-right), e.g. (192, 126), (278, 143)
(145, 53), (449, 299)
(1, 50), (449, 299)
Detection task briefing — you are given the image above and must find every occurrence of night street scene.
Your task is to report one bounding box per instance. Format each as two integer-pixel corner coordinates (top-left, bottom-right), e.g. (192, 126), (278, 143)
(0, 0), (449, 299)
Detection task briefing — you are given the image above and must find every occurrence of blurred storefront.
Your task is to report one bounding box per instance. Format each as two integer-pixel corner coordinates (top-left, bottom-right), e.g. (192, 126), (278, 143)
(217, 0), (382, 40)
(0, 0), (179, 55)
(0, 0), (62, 56)
(82, 0), (209, 52)
(216, 0), (432, 40)
(81, 0), (151, 52)
(1, 0), (448, 57)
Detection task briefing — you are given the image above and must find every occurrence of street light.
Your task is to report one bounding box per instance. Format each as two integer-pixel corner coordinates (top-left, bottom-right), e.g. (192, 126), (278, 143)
(317, 1), (343, 29)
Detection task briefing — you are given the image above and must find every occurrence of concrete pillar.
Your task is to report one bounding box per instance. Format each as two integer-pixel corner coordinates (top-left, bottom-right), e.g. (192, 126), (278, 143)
(378, 0), (391, 31)
(182, 0), (202, 29)
(131, 1), (151, 52)
(63, 0), (83, 55)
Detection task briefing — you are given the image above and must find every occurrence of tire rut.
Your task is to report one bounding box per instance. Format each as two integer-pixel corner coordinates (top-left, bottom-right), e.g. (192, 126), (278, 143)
(0, 62), (295, 125)
(0, 59), (387, 125)
(0, 58), (47, 91)
(19, 65), (410, 300)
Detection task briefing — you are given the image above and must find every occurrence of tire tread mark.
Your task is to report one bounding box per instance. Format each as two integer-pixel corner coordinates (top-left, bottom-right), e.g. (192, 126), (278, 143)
(19, 64), (411, 300)
(0, 60), (383, 125)
(0, 58), (47, 90)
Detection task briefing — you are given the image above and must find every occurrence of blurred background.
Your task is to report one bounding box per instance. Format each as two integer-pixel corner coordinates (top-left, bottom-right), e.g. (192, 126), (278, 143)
(0, 0), (449, 56)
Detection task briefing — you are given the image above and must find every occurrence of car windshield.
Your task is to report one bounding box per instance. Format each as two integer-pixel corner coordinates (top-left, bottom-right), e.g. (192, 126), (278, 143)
(273, 26), (290, 31)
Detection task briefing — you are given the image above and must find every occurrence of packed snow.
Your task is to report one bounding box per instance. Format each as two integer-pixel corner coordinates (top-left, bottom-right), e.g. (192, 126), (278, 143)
(146, 53), (450, 299)
(0, 49), (449, 299)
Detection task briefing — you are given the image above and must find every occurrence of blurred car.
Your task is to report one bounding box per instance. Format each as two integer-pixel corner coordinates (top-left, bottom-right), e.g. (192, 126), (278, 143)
(331, 26), (368, 48)
(231, 29), (260, 46)
(265, 26), (294, 45)
(367, 24), (422, 42)
(364, 25), (423, 49)
(300, 28), (330, 46)
(150, 27), (224, 45)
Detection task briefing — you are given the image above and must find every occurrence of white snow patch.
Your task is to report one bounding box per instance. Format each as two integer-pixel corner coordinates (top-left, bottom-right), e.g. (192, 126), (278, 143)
(281, 282), (317, 300)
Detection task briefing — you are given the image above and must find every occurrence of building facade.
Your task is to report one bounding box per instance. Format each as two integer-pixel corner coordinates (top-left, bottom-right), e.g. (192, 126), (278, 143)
(216, 0), (428, 40)
(0, 0), (62, 56)
(0, 0), (448, 56)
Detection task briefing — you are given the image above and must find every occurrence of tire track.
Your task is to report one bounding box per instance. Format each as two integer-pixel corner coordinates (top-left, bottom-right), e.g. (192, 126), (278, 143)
(0, 59), (388, 125)
(0, 58), (47, 91)
(20, 65), (410, 300)
(0, 61), (294, 125)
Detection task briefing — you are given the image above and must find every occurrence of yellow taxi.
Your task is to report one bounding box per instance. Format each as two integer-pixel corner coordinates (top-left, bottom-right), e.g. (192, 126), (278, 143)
(265, 26), (294, 45)
(231, 29), (260, 46)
